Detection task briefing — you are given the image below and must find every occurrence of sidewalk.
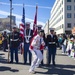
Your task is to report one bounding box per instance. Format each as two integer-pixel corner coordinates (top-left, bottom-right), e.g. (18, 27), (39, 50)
(0, 49), (75, 75)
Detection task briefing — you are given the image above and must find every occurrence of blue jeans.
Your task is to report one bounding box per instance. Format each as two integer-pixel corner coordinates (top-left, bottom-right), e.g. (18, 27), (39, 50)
(24, 43), (32, 64)
(10, 48), (18, 63)
(62, 45), (66, 53)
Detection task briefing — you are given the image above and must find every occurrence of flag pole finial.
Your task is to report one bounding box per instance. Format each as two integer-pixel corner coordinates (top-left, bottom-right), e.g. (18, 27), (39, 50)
(36, 3), (38, 9)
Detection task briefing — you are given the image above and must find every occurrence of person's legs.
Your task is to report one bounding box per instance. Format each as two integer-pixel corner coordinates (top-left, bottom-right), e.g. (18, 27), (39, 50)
(29, 50), (38, 72)
(52, 47), (56, 65)
(3, 41), (6, 51)
(41, 50), (43, 65)
(10, 48), (14, 63)
(24, 44), (28, 64)
(47, 47), (51, 65)
(29, 49), (43, 72)
(15, 48), (18, 63)
(35, 50), (43, 67)
(27, 44), (32, 64)
(62, 45), (65, 53)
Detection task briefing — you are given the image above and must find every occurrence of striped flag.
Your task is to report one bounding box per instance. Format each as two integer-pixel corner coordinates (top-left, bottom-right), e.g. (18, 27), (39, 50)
(20, 4), (25, 39)
(29, 6), (38, 50)
(33, 5), (38, 36)
(19, 4), (25, 54)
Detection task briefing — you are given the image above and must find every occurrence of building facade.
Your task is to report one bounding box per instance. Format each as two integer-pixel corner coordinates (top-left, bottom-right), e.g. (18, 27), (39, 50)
(44, 20), (49, 35)
(0, 16), (16, 31)
(49, 0), (75, 34)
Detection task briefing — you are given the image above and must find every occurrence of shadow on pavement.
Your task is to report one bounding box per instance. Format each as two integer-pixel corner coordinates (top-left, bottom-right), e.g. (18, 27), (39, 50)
(0, 66), (19, 72)
(56, 54), (67, 56)
(0, 54), (8, 64)
(0, 53), (5, 55)
(36, 64), (75, 75)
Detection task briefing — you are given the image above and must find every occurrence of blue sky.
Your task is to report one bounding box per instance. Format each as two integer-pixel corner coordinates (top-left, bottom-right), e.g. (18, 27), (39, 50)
(0, 0), (55, 28)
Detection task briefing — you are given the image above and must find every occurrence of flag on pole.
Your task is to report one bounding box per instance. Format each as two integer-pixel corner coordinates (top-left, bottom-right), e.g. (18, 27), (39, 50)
(20, 4), (25, 39)
(20, 4), (25, 54)
(33, 5), (38, 36)
(29, 5), (38, 50)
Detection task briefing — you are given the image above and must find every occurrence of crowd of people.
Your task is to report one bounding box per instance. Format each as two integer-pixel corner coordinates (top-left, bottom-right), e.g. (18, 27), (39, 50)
(58, 33), (75, 59)
(0, 22), (75, 74)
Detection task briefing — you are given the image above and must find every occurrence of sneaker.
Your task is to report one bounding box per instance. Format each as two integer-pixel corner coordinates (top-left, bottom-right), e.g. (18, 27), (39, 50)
(29, 70), (36, 74)
(69, 56), (72, 58)
(35, 65), (39, 68)
(62, 52), (65, 54)
(72, 57), (74, 58)
(9, 61), (13, 64)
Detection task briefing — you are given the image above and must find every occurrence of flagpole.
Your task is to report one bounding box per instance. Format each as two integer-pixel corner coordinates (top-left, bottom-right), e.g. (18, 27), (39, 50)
(9, 0), (12, 31)
(33, 5), (38, 36)
(23, 4), (25, 63)
(7, 0), (13, 63)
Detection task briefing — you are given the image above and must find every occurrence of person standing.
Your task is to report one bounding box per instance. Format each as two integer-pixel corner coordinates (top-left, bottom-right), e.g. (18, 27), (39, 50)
(24, 22), (33, 64)
(9, 25), (22, 63)
(61, 34), (67, 54)
(2, 31), (8, 52)
(46, 28), (58, 66)
(29, 30), (45, 74)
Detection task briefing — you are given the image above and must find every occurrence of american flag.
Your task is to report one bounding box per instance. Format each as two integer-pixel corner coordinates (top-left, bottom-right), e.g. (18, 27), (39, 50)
(19, 4), (25, 54)
(20, 4), (25, 39)
(33, 6), (38, 36)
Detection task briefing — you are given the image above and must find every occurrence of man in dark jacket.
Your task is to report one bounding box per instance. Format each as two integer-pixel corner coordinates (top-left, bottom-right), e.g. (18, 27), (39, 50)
(9, 25), (22, 63)
(46, 28), (58, 66)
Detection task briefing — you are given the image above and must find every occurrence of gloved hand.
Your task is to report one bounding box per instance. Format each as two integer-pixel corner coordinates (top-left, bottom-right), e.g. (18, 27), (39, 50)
(21, 42), (24, 48)
(8, 44), (10, 48)
(45, 46), (48, 50)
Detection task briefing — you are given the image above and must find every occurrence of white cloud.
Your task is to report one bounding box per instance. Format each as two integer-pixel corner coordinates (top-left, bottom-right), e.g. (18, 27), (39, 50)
(0, 2), (52, 9)
(0, 10), (45, 28)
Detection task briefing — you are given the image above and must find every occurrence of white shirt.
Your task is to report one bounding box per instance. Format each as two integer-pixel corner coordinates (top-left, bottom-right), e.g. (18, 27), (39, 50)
(50, 34), (53, 38)
(30, 34), (45, 50)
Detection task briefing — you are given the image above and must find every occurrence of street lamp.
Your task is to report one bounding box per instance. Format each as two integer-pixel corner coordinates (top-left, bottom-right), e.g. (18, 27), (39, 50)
(9, 0), (12, 31)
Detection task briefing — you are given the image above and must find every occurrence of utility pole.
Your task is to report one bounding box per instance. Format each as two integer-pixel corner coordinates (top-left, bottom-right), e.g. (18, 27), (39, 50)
(9, 0), (12, 31)
(8, 0), (12, 63)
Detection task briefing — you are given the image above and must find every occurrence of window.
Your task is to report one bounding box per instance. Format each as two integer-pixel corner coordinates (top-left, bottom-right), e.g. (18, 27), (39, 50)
(67, 23), (71, 28)
(67, 5), (71, 10)
(62, 24), (63, 28)
(74, 13), (75, 18)
(62, 8), (63, 12)
(62, 0), (63, 4)
(74, 6), (75, 10)
(62, 15), (63, 19)
(67, 0), (71, 2)
(0, 22), (2, 24)
(67, 13), (71, 18)
(74, 23), (75, 26)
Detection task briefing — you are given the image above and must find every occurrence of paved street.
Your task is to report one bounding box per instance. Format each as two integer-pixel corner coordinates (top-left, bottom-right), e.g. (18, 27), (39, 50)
(0, 49), (75, 75)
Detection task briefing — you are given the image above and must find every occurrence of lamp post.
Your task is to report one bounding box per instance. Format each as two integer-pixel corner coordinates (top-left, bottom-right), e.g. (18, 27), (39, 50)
(9, 0), (12, 31)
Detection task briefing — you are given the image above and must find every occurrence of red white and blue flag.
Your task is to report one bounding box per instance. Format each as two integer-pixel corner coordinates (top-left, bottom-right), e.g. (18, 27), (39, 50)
(29, 6), (38, 50)
(20, 4), (25, 39)
(20, 4), (25, 54)
(33, 6), (38, 36)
